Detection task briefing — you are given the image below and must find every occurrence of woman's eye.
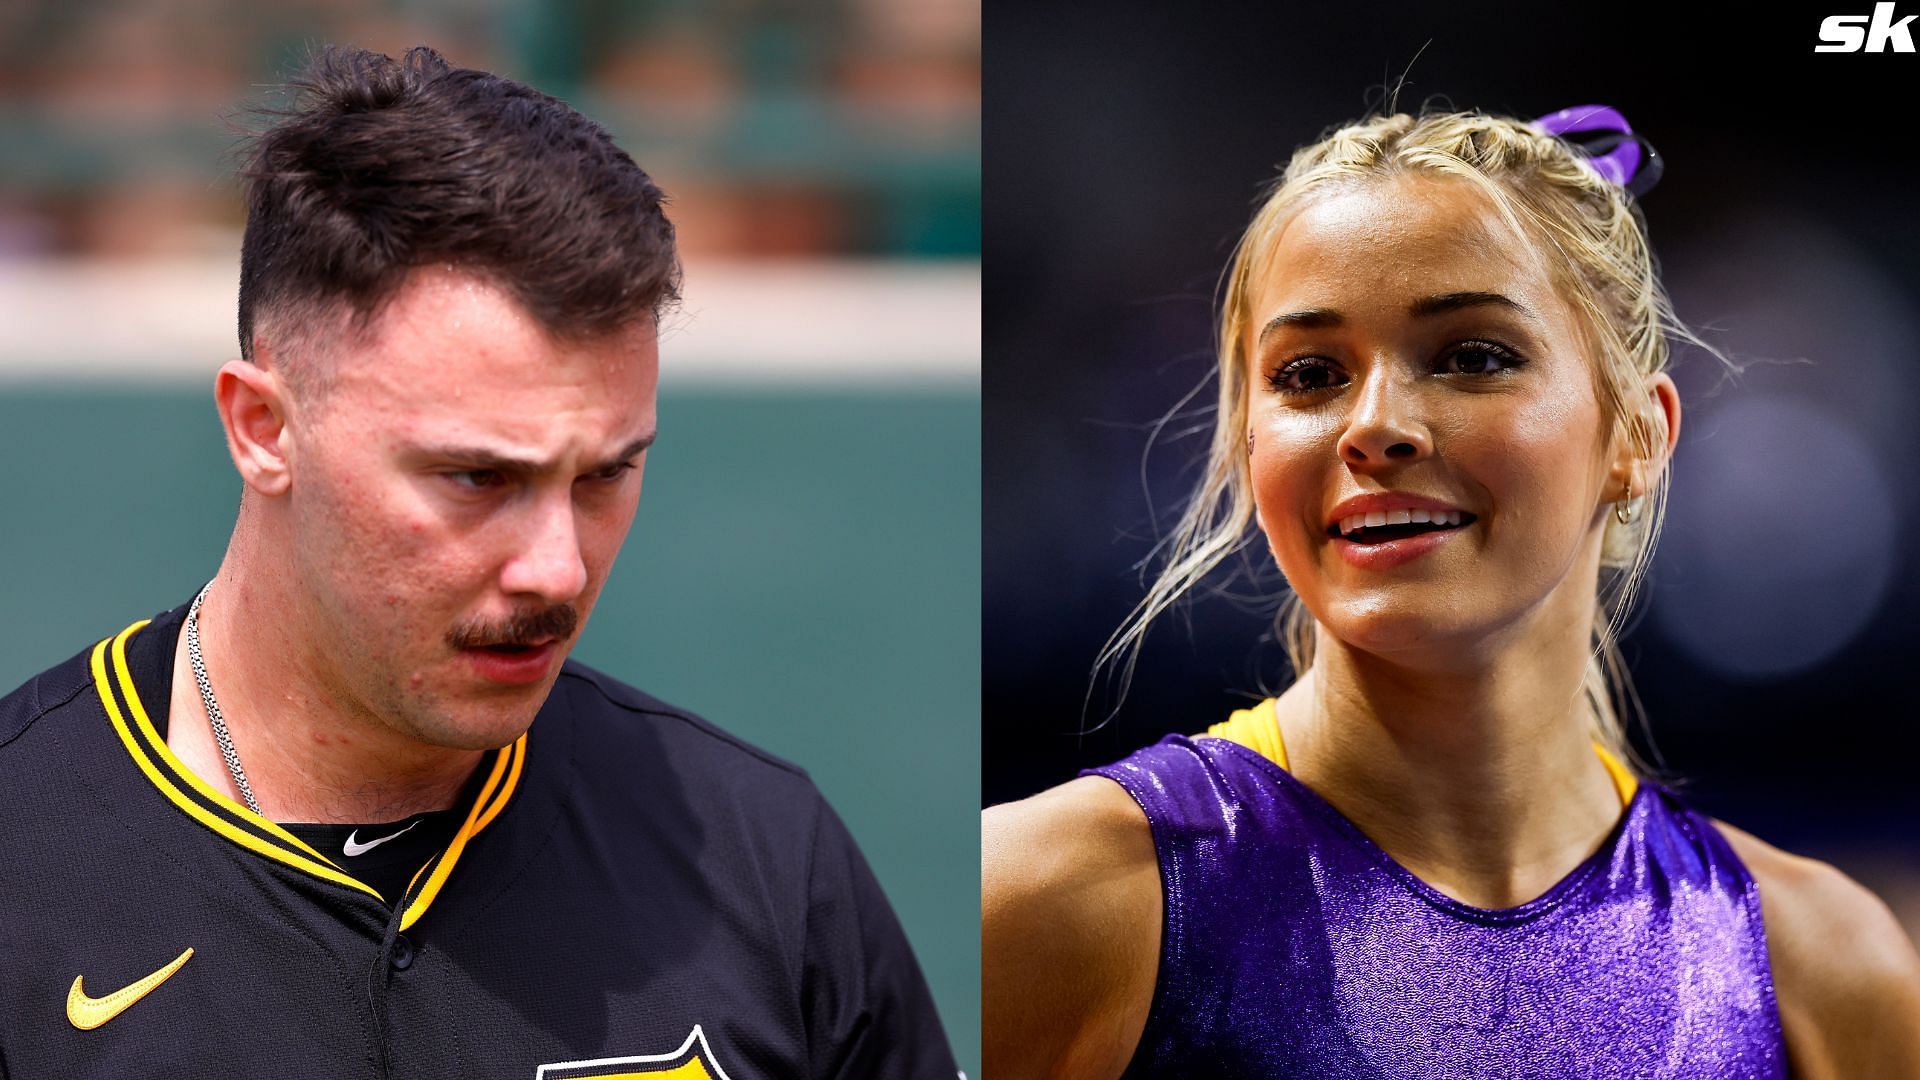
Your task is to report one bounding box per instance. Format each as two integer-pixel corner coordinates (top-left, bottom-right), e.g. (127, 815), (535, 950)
(1269, 357), (1348, 395)
(1436, 342), (1525, 376)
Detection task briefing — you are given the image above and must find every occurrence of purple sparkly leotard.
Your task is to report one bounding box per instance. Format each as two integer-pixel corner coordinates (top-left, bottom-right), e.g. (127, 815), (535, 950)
(1082, 704), (1787, 1079)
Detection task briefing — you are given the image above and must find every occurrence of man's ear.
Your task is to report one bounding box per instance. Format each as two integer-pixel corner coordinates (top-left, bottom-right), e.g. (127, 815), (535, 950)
(215, 350), (294, 497)
(1608, 371), (1683, 500)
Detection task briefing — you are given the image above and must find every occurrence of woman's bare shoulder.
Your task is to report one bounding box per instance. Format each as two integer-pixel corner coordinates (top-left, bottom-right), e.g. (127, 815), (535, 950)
(1710, 818), (1920, 1079)
(982, 774), (1161, 969)
(985, 775), (1157, 885)
(983, 776), (1162, 1080)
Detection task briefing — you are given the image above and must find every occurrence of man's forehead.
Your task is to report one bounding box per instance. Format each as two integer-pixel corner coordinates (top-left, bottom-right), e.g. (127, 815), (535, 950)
(287, 270), (658, 468)
(378, 382), (658, 459)
(312, 272), (655, 401)
(342, 267), (653, 359)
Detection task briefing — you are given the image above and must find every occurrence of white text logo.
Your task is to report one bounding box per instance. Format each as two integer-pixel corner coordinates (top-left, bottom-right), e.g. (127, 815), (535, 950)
(1818, 2), (1917, 51)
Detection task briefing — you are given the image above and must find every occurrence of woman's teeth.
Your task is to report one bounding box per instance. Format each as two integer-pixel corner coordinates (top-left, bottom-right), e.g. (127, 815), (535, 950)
(1339, 508), (1463, 536)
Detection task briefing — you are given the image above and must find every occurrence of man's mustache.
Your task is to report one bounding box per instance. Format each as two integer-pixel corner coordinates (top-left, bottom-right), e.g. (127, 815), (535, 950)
(446, 605), (579, 649)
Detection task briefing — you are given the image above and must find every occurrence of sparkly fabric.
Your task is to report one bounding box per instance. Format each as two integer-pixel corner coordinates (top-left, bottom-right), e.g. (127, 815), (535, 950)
(1083, 734), (1787, 1078)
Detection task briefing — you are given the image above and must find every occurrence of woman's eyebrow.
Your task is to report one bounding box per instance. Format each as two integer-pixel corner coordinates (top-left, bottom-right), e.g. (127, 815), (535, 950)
(1407, 290), (1526, 319)
(1256, 291), (1529, 347)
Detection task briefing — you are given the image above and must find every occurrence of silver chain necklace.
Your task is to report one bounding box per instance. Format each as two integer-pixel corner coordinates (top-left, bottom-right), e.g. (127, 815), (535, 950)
(185, 583), (264, 816)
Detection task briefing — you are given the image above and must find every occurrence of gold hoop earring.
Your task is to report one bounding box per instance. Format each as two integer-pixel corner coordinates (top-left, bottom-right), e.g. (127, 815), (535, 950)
(1614, 485), (1635, 525)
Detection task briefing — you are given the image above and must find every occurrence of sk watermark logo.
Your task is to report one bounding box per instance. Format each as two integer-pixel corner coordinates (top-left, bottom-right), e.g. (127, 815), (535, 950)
(1818, 2), (1917, 51)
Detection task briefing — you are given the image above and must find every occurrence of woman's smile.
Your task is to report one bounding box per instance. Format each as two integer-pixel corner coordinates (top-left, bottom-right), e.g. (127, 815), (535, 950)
(1331, 516), (1472, 570)
(1325, 491), (1479, 570)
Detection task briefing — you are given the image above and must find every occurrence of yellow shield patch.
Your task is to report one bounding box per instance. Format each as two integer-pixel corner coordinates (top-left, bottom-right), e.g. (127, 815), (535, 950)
(534, 1025), (733, 1080)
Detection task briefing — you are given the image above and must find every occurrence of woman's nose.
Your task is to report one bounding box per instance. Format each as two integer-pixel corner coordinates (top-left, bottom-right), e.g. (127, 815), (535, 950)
(1335, 369), (1432, 467)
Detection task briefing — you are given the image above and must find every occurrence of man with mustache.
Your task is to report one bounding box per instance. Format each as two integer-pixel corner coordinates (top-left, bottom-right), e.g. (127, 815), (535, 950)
(0, 44), (956, 1079)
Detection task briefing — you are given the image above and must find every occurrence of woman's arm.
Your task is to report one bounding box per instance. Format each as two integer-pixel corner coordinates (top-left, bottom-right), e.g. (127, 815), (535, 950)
(1713, 820), (1920, 1078)
(982, 776), (1162, 1080)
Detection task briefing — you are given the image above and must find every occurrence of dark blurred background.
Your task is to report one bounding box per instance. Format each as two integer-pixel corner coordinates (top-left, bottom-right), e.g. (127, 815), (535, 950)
(0, 0), (978, 1069)
(984, 1), (1920, 941)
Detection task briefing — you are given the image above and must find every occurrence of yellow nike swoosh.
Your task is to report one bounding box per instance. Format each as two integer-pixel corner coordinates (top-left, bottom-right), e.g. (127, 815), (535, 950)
(67, 947), (194, 1030)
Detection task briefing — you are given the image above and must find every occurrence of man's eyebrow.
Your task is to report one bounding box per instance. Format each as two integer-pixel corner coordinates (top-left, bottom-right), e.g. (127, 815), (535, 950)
(593, 433), (657, 471)
(416, 432), (656, 474)
(1256, 292), (1528, 347)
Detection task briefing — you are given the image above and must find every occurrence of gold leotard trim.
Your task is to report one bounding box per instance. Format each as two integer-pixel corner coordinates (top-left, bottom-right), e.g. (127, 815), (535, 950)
(1204, 698), (1638, 809)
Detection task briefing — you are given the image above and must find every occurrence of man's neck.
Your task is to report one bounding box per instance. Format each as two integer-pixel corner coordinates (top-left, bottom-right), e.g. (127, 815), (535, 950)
(167, 560), (485, 824)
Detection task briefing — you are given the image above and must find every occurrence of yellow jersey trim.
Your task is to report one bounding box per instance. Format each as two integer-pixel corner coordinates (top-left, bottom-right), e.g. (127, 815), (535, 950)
(400, 734), (523, 931)
(472, 730), (526, 835)
(110, 622), (345, 869)
(92, 629), (382, 900)
(1203, 696), (1640, 808)
(93, 617), (531, 923)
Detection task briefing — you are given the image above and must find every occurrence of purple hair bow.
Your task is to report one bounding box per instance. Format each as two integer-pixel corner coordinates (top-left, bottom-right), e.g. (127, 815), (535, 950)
(1530, 104), (1664, 197)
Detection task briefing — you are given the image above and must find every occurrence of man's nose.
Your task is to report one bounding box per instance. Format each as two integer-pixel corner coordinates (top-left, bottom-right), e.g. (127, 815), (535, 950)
(1335, 367), (1432, 469)
(499, 491), (589, 604)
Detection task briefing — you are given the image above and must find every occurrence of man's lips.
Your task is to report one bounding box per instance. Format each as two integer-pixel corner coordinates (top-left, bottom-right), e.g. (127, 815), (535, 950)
(460, 640), (560, 685)
(469, 637), (558, 651)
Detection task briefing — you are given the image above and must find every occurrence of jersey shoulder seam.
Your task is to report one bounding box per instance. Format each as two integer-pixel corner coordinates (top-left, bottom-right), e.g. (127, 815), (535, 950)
(0, 650), (97, 751)
(556, 663), (811, 781)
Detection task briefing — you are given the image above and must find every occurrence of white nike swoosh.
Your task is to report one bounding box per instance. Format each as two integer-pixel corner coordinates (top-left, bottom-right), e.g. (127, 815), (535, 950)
(343, 819), (421, 857)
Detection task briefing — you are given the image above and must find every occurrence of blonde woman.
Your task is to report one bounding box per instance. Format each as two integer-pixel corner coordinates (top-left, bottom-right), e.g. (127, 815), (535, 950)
(982, 105), (1920, 1078)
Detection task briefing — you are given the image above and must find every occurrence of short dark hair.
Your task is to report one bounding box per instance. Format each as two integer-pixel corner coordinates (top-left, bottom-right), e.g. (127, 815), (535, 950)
(236, 45), (679, 369)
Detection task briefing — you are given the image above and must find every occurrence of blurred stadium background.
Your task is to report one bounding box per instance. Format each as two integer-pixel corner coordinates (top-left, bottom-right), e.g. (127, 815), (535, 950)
(985, 0), (1920, 951)
(0, 0), (979, 1070)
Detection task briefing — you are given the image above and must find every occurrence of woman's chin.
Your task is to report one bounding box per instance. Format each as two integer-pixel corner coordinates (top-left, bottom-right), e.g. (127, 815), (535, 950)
(1317, 601), (1490, 659)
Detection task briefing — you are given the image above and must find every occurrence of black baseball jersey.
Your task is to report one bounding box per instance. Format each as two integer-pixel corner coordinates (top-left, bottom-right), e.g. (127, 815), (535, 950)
(0, 600), (958, 1078)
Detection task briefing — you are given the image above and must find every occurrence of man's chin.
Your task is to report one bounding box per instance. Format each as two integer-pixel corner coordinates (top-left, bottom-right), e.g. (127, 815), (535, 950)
(396, 689), (546, 752)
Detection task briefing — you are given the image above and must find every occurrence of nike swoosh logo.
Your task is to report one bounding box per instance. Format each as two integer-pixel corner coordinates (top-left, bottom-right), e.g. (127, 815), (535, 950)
(343, 819), (421, 857)
(67, 947), (194, 1030)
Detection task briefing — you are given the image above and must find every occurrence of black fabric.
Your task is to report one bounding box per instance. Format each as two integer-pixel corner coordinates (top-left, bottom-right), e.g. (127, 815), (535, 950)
(0, 600), (959, 1078)
(282, 812), (464, 904)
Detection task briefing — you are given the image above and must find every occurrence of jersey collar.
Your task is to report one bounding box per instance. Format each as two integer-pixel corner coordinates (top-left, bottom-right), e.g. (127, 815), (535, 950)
(91, 614), (526, 930)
